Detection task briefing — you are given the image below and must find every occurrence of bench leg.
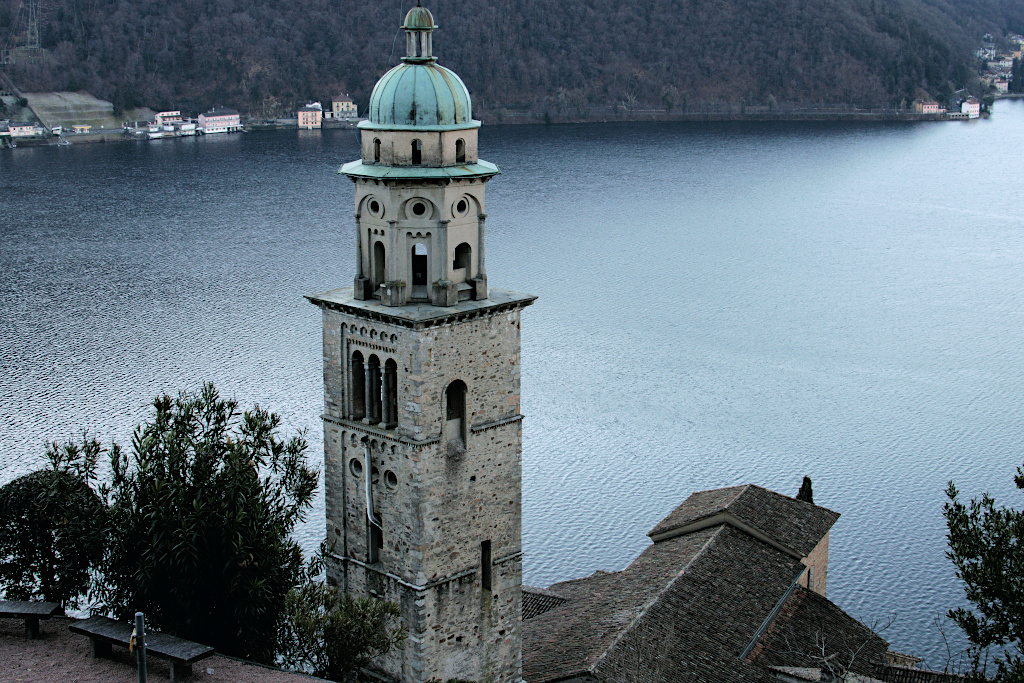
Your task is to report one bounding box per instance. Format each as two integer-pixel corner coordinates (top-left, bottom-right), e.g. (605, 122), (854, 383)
(89, 638), (112, 658)
(25, 617), (40, 639)
(169, 661), (193, 681)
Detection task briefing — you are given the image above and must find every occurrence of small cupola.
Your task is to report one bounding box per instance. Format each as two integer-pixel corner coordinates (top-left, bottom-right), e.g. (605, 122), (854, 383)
(403, 2), (437, 63)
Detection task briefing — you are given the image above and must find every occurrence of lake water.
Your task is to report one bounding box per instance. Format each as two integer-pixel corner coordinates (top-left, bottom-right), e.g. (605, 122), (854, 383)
(3, 101), (1024, 669)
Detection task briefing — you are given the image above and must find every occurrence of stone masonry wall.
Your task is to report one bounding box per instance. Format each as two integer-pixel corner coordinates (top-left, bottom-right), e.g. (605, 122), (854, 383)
(319, 300), (526, 683)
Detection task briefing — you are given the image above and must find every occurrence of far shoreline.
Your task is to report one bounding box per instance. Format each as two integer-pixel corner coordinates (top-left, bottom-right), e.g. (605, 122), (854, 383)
(7, 99), (1020, 149)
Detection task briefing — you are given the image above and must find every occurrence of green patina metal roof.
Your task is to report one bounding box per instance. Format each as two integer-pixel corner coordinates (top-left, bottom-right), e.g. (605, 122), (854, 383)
(365, 62), (475, 130)
(339, 159), (499, 180)
(403, 6), (436, 30)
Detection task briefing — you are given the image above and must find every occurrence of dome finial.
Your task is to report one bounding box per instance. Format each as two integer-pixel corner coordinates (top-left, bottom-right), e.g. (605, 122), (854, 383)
(402, 4), (436, 62)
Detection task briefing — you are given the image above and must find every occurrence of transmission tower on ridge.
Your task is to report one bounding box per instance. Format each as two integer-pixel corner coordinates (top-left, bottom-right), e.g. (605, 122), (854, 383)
(1, 0), (42, 66)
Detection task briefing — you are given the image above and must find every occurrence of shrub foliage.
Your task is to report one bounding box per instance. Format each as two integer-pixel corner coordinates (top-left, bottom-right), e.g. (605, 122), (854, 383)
(280, 546), (406, 681)
(0, 436), (106, 608)
(945, 471), (1024, 679)
(98, 384), (318, 663)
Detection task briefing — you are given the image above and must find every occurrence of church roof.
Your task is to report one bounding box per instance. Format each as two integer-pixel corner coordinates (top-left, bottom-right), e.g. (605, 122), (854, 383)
(647, 484), (839, 557)
(523, 525), (805, 682)
(522, 485), (863, 683)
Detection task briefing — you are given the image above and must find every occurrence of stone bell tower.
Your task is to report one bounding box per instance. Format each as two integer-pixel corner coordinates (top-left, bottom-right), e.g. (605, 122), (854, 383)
(307, 5), (534, 682)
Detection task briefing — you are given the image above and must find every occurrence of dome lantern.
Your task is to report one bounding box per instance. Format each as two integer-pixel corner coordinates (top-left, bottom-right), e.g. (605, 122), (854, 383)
(403, 2), (437, 63)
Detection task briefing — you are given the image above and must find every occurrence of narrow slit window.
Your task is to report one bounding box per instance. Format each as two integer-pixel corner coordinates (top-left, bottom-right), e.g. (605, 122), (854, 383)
(369, 521), (383, 563)
(412, 243), (428, 286)
(481, 540), (492, 592)
(445, 380), (467, 455)
(411, 139), (422, 165)
(373, 138), (381, 163)
(456, 138), (466, 163)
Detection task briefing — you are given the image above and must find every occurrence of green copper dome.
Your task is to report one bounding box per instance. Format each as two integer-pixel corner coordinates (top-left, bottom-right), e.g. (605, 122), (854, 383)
(365, 62), (475, 130)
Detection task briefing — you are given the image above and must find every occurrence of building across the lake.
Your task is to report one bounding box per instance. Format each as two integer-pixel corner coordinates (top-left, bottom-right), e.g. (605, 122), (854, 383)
(198, 107), (241, 134)
(155, 110), (183, 126)
(913, 99), (944, 114)
(961, 98), (981, 119)
(298, 103), (323, 129)
(331, 94), (358, 119)
(308, 5), (933, 683)
(9, 123), (44, 137)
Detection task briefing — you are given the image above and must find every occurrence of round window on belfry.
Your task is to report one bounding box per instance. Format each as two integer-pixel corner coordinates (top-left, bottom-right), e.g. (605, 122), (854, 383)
(349, 459), (363, 477)
(454, 198), (469, 216)
(411, 201), (427, 217)
(368, 198), (383, 218)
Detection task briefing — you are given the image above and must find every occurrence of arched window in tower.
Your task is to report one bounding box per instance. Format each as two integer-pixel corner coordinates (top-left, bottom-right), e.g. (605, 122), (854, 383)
(445, 380), (467, 455)
(411, 139), (422, 165)
(384, 359), (398, 428)
(373, 138), (381, 163)
(456, 138), (466, 164)
(372, 241), (386, 294)
(454, 242), (472, 276)
(366, 355), (383, 424)
(350, 351), (366, 420)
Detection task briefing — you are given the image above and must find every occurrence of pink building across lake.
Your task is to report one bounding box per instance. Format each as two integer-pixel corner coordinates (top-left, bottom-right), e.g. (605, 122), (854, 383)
(198, 107), (242, 134)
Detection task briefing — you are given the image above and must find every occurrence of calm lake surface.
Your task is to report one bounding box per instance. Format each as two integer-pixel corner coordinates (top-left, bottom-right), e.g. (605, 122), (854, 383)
(3, 101), (1024, 667)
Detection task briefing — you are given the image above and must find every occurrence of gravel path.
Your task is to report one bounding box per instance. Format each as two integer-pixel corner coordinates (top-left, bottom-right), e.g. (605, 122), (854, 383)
(3, 616), (329, 683)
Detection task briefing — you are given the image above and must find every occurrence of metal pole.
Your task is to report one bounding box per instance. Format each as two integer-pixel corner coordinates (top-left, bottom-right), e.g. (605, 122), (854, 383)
(135, 612), (147, 683)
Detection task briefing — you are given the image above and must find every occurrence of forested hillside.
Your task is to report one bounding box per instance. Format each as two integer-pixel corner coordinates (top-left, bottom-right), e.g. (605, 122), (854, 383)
(2, 0), (1022, 119)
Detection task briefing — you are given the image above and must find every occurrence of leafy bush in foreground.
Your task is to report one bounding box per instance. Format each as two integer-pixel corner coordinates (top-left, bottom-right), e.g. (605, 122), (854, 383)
(98, 383), (318, 663)
(0, 436), (106, 608)
(280, 546), (406, 681)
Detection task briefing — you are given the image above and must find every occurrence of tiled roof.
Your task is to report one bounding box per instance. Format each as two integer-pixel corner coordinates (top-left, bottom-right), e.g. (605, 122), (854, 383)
(750, 586), (890, 678)
(521, 485), (887, 683)
(523, 586), (569, 621)
(522, 524), (807, 682)
(648, 484), (839, 557)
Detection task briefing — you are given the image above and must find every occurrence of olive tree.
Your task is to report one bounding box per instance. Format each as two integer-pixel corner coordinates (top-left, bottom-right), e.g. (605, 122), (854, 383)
(98, 384), (318, 663)
(945, 467), (1024, 680)
(0, 436), (106, 608)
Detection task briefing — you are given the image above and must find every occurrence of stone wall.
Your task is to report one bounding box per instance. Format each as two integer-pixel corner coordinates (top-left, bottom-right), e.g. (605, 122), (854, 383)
(317, 298), (528, 683)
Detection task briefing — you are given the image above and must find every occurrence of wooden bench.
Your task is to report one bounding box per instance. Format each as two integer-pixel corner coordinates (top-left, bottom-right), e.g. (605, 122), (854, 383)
(0, 599), (62, 638)
(69, 615), (215, 681)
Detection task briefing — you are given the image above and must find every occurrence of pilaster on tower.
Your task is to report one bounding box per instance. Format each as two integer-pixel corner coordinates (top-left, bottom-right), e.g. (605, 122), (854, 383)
(307, 5), (534, 683)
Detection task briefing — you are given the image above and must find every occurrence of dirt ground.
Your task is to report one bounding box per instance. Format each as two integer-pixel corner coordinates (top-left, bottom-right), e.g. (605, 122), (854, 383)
(2, 616), (328, 683)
